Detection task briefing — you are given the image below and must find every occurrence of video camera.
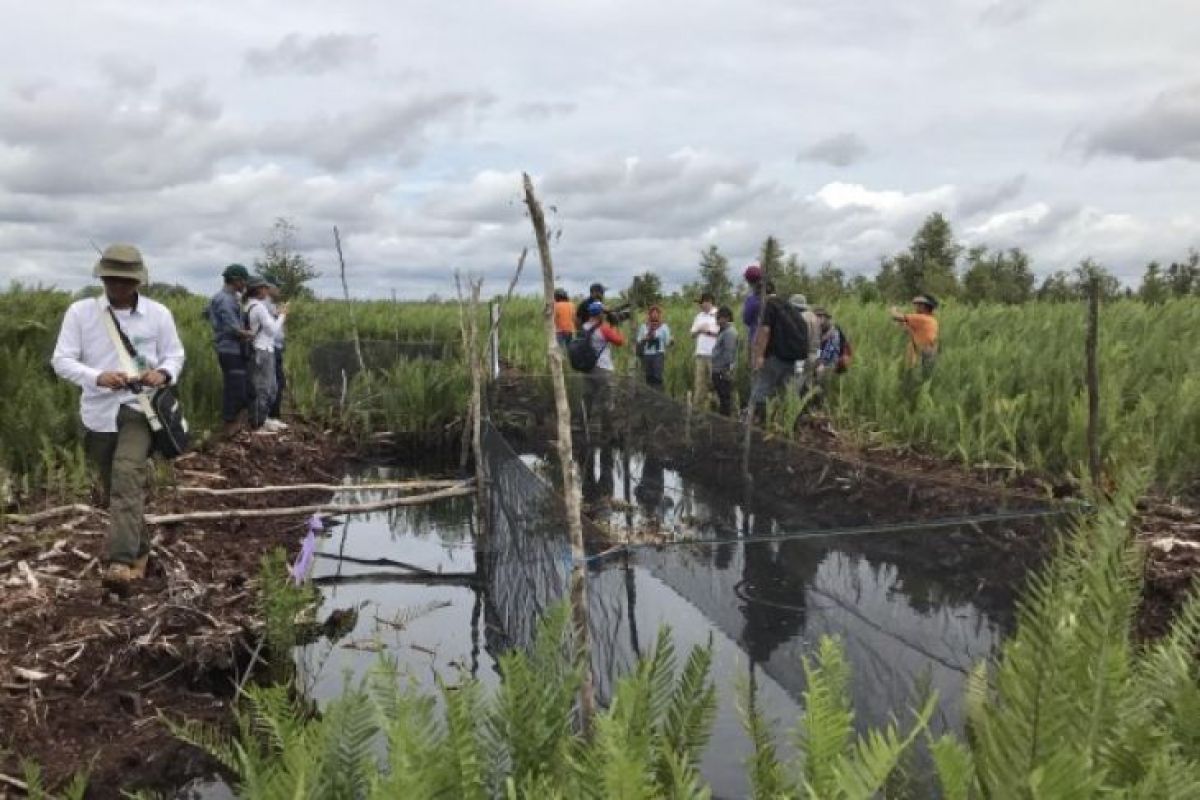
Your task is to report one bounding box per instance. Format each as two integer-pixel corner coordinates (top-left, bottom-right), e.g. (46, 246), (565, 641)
(605, 303), (634, 325)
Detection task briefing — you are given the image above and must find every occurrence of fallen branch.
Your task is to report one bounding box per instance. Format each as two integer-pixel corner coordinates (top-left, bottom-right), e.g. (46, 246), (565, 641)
(0, 773), (29, 791)
(2, 504), (102, 525)
(145, 483), (474, 525)
(314, 551), (443, 576)
(175, 479), (462, 497)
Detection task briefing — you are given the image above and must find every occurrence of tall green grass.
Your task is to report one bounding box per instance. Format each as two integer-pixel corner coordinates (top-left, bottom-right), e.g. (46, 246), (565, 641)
(3, 285), (1199, 501)
(493, 297), (1200, 491)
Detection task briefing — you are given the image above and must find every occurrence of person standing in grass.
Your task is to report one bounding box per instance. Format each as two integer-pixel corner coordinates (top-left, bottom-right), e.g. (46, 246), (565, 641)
(553, 288), (575, 347)
(890, 294), (940, 373)
(208, 264), (253, 437)
(580, 300), (625, 429)
(748, 282), (809, 425)
(51, 244), (185, 587)
(244, 277), (288, 433)
(690, 292), (719, 409)
(810, 307), (844, 408)
(710, 306), (738, 416)
(741, 264), (765, 351)
(266, 279), (287, 422)
(635, 304), (671, 389)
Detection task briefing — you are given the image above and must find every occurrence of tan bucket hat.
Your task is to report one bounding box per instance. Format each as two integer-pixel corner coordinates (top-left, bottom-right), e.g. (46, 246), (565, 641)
(93, 243), (148, 284)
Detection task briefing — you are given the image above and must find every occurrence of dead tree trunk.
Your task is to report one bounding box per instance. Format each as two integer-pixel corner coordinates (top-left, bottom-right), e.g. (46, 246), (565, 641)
(332, 226), (366, 374)
(1086, 274), (1101, 488)
(523, 171), (596, 731)
(455, 273), (488, 536)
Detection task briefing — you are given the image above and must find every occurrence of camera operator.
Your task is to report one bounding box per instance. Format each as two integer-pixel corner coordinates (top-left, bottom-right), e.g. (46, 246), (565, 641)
(575, 282), (606, 328)
(579, 300), (626, 430)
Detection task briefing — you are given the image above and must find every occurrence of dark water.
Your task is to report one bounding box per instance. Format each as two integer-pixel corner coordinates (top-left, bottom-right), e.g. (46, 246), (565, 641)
(282, 438), (1057, 799)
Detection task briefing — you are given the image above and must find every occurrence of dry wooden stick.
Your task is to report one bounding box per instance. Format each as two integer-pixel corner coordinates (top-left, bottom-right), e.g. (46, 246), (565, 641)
(175, 479), (462, 497)
(2, 504), (103, 525)
(144, 483), (473, 525)
(523, 171), (597, 731)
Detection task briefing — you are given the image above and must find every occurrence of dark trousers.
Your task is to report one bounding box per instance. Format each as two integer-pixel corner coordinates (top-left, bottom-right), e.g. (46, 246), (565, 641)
(641, 352), (665, 388)
(712, 370), (734, 416)
(556, 332), (573, 348)
(218, 351), (250, 423)
(85, 406), (152, 564)
(270, 346), (286, 418)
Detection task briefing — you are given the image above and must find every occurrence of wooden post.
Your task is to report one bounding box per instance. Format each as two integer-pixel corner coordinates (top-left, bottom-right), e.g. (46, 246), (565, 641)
(455, 273), (488, 530)
(523, 172), (596, 731)
(1086, 274), (1101, 488)
(332, 226), (366, 374)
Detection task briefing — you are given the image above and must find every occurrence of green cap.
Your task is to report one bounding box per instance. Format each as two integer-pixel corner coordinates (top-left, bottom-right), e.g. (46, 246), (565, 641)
(93, 244), (148, 285)
(245, 276), (269, 291)
(222, 263), (250, 282)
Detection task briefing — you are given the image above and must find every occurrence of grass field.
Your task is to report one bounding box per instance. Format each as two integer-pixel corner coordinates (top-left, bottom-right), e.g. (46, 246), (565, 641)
(3, 285), (1199, 503)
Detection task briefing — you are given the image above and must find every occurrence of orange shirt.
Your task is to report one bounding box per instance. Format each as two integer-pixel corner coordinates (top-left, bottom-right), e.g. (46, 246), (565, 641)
(554, 301), (575, 334)
(901, 313), (939, 365)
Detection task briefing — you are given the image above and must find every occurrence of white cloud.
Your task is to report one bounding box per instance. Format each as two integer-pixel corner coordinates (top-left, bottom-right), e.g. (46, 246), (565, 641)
(244, 33), (378, 76)
(0, 0), (1197, 296)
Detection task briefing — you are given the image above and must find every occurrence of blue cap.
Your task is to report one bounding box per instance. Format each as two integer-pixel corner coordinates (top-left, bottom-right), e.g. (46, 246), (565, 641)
(586, 300), (605, 316)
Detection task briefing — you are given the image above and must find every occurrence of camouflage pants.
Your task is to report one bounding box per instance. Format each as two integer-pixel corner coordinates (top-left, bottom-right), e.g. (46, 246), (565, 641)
(85, 405), (152, 565)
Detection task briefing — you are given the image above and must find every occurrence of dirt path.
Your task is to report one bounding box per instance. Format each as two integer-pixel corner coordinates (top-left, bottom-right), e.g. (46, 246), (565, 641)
(0, 427), (348, 798)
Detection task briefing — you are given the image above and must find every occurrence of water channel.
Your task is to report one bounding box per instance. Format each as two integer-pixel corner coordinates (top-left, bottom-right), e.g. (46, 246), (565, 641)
(287, 403), (1058, 798)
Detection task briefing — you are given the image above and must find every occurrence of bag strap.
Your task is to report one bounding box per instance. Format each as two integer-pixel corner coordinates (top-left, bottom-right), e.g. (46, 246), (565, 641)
(588, 323), (609, 359)
(98, 299), (163, 431)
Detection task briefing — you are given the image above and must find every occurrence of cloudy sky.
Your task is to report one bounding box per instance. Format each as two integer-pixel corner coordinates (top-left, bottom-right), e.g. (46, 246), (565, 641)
(2, 0), (1198, 298)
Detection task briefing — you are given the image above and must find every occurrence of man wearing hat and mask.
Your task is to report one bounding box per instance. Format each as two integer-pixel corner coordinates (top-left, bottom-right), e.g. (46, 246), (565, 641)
(208, 263), (253, 436)
(51, 244), (186, 586)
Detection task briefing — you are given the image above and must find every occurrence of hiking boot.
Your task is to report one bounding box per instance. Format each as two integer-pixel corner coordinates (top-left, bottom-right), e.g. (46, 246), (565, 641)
(102, 562), (137, 589)
(130, 555), (149, 580)
(264, 418), (289, 432)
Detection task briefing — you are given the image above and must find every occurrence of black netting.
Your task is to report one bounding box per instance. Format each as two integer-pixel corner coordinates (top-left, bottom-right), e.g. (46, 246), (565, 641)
(308, 339), (453, 386)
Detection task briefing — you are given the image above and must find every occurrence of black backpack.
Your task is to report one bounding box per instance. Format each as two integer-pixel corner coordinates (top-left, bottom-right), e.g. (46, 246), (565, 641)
(567, 327), (607, 372)
(768, 300), (809, 361)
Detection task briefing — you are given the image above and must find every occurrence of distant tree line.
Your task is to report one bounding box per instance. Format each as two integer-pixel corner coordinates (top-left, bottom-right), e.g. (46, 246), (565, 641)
(628, 212), (1199, 309)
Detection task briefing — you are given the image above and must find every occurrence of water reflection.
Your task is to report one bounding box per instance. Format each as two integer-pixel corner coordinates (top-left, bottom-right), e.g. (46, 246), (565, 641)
(295, 425), (1054, 797)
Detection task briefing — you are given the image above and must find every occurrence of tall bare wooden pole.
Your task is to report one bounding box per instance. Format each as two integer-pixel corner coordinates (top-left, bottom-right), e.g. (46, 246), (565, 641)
(333, 226), (366, 373)
(522, 172), (596, 729)
(1086, 274), (1101, 488)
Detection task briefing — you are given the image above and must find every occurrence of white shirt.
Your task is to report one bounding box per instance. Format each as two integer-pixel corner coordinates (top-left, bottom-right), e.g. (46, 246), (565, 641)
(266, 298), (286, 348)
(51, 295), (186, 433)
(246, 299), (284, 352)
(690, 309), (719, 357)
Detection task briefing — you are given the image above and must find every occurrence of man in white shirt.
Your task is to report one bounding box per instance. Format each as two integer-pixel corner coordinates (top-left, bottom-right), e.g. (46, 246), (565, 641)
(51, 244), (185, 586)
(689, 292), (719, 410)
(244, 277), (288, 432)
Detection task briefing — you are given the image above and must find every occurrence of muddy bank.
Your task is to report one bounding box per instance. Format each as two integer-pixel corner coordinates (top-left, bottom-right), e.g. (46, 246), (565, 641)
(0, 427), (349, 798)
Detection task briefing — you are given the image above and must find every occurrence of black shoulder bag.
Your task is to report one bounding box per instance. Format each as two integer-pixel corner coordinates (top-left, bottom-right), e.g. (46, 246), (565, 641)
(101, 305), (190, 459)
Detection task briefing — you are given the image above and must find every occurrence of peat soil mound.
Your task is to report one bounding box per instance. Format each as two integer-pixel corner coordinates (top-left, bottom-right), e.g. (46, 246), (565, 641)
(0, 426), (348, 798)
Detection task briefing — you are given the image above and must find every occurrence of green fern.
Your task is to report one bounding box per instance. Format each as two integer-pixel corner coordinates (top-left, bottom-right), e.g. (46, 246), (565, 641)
(795, 636), (855, 795)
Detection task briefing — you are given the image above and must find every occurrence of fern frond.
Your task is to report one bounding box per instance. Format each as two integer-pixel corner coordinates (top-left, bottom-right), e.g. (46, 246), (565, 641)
(929, 733), (977, 800)
(736, 667), (793, 799)
(163, 715), (242, 775)
(441, 674), (490, 800)
(795, 635), (854, 796)
(826, 690), (934, 800)
(658, 635), (717, 780)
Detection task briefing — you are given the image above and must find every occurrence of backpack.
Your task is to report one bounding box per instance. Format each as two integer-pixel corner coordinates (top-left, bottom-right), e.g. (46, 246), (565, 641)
(835, 326), (853, 373)
(767, 299), (809, 361)
(567, 326), (607, 372)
